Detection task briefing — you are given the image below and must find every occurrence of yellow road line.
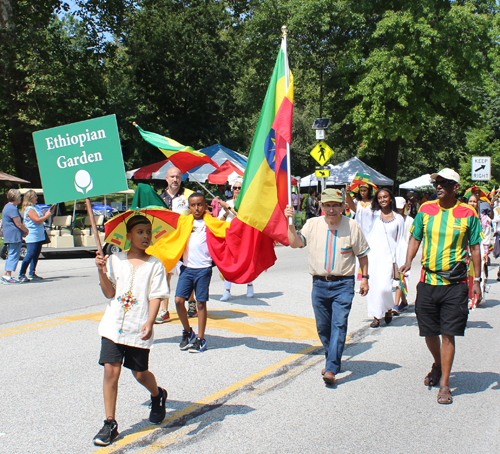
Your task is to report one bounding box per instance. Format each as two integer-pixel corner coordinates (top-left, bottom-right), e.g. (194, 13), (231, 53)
(94, 342), (323, 454)
(1, 310), (318, 341)
(137, 344), (325, 453)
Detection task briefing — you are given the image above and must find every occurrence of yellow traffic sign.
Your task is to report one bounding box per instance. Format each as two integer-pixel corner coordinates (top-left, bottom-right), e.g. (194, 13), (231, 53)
(315, 169), (330, 178)
(310, 141), (334, 165)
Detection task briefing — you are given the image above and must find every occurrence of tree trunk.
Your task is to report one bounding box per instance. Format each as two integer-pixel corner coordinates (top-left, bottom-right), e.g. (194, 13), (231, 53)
(0, 0), (13, 30)
(383, 138), (401, 184)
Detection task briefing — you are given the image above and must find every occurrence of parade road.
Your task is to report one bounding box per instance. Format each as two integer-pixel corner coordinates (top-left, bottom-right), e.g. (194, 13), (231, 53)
(1, 246), (499, 454)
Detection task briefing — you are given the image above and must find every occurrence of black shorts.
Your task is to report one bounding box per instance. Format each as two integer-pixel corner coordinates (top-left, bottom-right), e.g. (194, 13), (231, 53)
(98, 337), (150, 372)
(415, 282), (469, 337)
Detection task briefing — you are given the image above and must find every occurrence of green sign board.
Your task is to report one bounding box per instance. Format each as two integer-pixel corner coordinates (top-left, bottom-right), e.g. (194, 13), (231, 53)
(32, 115), (127, 204)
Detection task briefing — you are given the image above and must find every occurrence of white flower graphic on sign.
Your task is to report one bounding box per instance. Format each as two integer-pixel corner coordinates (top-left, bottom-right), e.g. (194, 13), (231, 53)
(75, 169), (93, 194)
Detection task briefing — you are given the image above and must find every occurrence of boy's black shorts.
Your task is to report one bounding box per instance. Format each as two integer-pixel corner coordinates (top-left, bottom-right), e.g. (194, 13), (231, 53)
(98, 337), (150, 372)
(415, 282), (469, 337)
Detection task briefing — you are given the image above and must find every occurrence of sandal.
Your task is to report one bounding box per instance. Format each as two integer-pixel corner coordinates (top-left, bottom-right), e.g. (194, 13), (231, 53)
(370, 318), (380, 328)
(384, 311), (393, 325)
(437, 386), (453, 404)
(424, 363), (442, 387)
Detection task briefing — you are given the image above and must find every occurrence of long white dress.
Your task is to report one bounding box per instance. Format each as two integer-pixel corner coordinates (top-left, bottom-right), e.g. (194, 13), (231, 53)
(365, 211), (405, 319)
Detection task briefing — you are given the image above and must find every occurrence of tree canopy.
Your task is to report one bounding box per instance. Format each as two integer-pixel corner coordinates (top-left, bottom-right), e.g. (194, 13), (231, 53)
(1, 0), (499, 188)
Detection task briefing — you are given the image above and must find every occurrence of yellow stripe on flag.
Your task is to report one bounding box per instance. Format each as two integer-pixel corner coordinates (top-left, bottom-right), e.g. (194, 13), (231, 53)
(237, 160), (277, 232)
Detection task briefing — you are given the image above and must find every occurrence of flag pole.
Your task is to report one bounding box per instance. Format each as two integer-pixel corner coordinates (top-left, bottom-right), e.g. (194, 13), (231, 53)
(282, 25), (293, 226)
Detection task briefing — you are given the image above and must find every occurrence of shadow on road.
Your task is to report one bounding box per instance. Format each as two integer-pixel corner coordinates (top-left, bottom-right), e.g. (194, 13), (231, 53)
(466, 320), (494, 329)
(450, 371), (500, 396)
(117, 399), (255, 446)
(210, 295), (272, 306)
(154, 333), (314, 355)
(336, 359), (401, 385)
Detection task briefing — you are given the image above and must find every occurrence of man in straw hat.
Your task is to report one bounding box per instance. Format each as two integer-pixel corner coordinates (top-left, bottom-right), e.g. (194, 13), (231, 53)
(285, 188), (370, 386)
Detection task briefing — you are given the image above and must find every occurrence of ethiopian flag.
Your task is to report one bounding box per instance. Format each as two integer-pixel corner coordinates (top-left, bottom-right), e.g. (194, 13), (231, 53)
(235, 38), (293, 245)
(134, 123), (219, 173)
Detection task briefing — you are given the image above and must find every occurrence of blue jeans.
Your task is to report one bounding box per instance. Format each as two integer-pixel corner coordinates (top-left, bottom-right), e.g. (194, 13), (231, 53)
(5, 243), (22, 272)
(19, 241), (44, 277)
(311, 276), (355, 375)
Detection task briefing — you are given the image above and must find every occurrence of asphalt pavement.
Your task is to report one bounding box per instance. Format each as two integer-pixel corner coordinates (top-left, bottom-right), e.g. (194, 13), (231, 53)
(1, 246), (499, 454)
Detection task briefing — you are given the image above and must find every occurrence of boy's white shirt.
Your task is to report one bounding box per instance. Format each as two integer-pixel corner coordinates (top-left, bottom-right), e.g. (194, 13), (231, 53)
(183, 219), (212, 268)
(98, 252), (168, 349)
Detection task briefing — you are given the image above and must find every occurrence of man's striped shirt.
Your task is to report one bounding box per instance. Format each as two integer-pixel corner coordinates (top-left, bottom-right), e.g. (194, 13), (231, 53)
(410, 200), (483, 285)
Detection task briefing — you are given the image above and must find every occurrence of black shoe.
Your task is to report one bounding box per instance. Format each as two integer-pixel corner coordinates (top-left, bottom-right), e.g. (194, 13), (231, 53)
(149, 387), (167, 424)
(384, 311), (393, 325)
(93, 419), (119, 446)
(179, 328), (196, 350)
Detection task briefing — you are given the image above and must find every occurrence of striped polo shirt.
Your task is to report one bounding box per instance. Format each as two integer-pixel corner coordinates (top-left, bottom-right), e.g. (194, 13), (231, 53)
(300, 216), (370, 277)
(410, 200), (483, 285)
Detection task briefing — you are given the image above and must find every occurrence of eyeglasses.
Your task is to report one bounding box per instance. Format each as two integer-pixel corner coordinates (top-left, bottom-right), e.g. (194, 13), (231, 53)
(233, 187), (242, 190)
(432, 179), (456, 188)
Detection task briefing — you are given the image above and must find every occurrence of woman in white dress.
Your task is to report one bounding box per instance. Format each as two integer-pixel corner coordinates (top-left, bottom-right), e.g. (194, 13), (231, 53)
(346, 183), (374, 237)
(392, 196), (414, 314)
(346, 184), (375, 281)
(359, 189), (405, 328)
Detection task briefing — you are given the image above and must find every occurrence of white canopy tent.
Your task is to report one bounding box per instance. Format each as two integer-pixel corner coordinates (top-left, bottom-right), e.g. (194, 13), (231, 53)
(399, 174), (433, 190)
(300, 156), (393, 187)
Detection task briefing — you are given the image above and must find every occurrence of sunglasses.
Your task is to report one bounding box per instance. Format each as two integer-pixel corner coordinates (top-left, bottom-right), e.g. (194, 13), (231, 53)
(432, 179), (456, 188)
(233, 186), (242, 190)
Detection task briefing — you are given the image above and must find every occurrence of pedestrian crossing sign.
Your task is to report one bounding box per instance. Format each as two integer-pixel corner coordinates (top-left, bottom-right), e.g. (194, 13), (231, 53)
(310, 141), (334, 166)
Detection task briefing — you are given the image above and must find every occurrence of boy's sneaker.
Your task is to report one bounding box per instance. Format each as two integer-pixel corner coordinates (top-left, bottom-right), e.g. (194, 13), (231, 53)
(189, 337), (207, 353)
(155, 310), (171, 324)
(28, 274), (44, 280)
(187, 301), (198, 317)
(246, 284), (254, 298)
(179, 328), (196, 350)
(18, 275), (31, 283)
(397, 301), (408, 312)
(220, 290), (231, 302)
(149, 387), (168, 424)
(93, 419), (119, 446)
(1, 276), (19, 285)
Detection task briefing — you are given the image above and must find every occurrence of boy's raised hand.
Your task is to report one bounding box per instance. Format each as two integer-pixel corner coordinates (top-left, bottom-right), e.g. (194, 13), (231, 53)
(95, 252), (109, 273)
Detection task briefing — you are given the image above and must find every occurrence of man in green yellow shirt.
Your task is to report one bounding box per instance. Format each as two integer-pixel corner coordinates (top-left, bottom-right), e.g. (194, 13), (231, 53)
(401, 168), (482, 405)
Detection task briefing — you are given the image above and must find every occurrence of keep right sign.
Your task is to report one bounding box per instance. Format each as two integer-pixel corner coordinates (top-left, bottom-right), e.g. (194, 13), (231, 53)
(471, 156), (491, 181)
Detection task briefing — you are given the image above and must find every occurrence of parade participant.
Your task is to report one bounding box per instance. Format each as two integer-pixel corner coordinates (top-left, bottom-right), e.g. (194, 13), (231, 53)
(392, 196), (413, 315)
(217, 179), (254, 300)
(401, 169), (482, 405)
(18, 190), (53, 282)
(210, 184), (226, 218)
(93, 215), (169, 446)
(362, 189), (405, 328)
(156, 167), (195, 324)
(1, 189), (29, 284)
(467, 194), (490, 302)
(345, 183), (374, 235)
(285, 189), (370, 385)
(306, 190), (318, 219)
(175, 193), (214, 353)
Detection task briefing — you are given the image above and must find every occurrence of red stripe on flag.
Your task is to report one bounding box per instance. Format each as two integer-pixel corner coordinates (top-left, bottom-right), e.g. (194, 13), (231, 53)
(207, 218), (277, 284)
(262, 204), (289, 246)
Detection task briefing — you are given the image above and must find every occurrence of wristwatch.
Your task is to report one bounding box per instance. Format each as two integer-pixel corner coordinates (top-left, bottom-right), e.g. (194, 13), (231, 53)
(361, 275), (369, 279)
(474, 277), (482, 282)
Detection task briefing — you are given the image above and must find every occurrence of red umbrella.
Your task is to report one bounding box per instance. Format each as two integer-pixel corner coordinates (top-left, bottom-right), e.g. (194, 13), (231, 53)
(207, 160), (244, 184)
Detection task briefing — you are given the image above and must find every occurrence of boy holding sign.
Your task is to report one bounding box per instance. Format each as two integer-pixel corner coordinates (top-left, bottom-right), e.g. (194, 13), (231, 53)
(93, 215), (169, 446)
